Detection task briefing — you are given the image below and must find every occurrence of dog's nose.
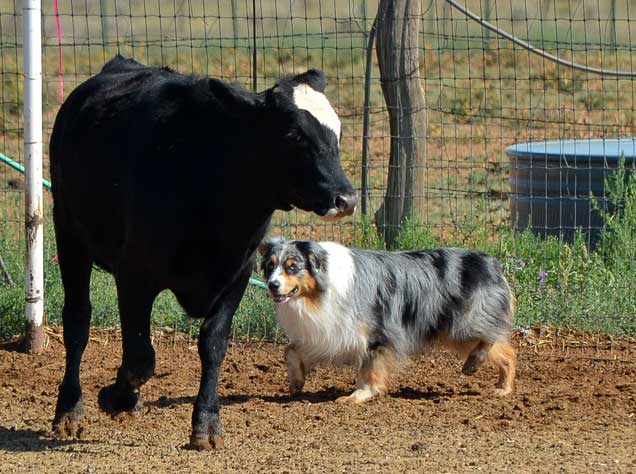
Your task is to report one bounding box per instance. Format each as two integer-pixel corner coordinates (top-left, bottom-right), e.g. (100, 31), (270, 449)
(268, 280), (280, 292)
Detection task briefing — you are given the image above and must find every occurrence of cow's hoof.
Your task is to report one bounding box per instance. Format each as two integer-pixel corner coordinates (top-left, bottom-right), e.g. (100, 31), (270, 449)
(52, 404), (85, 439)
(98, 384), (142, 416)
(187, 433), (224, 451)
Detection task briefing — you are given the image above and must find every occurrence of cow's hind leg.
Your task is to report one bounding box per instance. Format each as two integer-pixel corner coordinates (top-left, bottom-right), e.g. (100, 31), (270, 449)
(98, 269), (158, 416)
(52, 214), (93, 438)
(188, 270), (251, 451)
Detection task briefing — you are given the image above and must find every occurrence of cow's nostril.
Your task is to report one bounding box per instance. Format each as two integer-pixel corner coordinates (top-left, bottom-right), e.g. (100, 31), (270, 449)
(335, 193), (358, 214)
(268, 281), (280, 292)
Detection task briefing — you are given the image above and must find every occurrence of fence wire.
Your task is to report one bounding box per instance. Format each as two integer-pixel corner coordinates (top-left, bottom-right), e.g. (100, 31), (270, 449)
(1, 1), (636, 338)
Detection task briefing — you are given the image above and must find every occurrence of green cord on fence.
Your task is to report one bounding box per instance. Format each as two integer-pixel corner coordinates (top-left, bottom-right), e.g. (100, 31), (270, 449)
(0, 152), (52, 190)
(248, 278), (267, 289)
(1, 151), (268, 289)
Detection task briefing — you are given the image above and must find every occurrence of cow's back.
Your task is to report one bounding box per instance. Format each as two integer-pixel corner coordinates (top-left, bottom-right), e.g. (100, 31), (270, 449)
(50, 57), (195, 270)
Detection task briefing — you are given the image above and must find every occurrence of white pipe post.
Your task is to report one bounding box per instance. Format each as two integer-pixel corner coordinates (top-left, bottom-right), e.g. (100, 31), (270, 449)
(23, 0), (44, 354)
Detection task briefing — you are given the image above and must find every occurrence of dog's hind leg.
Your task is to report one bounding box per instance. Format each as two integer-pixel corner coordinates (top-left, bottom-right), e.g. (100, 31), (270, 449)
(488, 341), (516, 396)
(462, 340), (493, 375)
(336, 349), (393, 404)
(285, 344), (308, 395)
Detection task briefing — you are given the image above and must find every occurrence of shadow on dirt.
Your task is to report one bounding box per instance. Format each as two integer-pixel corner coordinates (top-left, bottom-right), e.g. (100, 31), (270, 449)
(0, 426), (100, 453)
(391, 385), (483, 400)
(145, 386), (352, 409)
(258, 387), (346, 404)
(0, 339), (25, 353)
(144, 385), (465, 410)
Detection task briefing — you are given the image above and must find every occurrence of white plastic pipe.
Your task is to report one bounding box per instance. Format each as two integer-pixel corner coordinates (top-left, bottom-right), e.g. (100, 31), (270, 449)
(23, 0), (44, 353)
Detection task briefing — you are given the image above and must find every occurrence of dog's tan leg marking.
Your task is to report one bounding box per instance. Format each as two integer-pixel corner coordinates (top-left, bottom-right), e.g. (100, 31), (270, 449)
(488, 341), (517, 396)
(284, 344), (306, 395)
(462, 340), (493, 375)
(336, 350), (391, 404)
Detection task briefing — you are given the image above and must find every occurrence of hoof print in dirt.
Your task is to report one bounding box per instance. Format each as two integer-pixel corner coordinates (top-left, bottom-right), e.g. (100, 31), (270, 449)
(187, 433), (224, 451)
(98, 385), (143, 417)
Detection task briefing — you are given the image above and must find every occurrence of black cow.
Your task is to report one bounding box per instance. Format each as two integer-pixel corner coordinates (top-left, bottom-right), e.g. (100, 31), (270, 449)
(50, 55), (356, 450)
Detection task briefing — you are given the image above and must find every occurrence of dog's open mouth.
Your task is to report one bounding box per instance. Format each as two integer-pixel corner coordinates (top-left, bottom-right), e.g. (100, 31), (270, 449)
(271, 286), (299, 304)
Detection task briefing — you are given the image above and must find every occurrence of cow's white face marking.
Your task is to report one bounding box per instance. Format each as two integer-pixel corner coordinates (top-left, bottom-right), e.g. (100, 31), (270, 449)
(292, 84), (341, 139)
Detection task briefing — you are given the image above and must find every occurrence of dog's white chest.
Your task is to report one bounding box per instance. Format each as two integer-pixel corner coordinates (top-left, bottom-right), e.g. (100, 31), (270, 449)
(276, 295), (367, 362)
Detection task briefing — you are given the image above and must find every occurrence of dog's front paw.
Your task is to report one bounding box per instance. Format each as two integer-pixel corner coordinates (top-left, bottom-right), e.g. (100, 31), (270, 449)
(336, 389), (374, 404)
(288, 379), (305, 395)
(335, 394), (355, 404)
(494, 386), (513, 397)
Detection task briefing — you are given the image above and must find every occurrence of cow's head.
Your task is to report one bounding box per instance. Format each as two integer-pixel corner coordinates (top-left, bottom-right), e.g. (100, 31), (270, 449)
(266, 70), (357, 220)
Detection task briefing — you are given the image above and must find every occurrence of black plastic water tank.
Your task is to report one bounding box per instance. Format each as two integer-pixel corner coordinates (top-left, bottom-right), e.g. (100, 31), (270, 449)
(507, 138), (636, 247)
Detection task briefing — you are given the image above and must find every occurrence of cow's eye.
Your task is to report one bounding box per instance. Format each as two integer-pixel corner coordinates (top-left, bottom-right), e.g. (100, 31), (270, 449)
(286, 130), (302, 142)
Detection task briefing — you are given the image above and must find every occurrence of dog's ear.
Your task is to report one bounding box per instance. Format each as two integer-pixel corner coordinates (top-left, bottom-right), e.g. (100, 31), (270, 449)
(257, 236), (285, 273)
(295, 241), (328, 274)
(257, 236), (285, 256)
(307, 242), (328, 274)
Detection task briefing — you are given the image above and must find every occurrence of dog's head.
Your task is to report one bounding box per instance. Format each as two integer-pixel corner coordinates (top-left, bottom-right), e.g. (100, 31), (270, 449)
(258, 237), (328, 304)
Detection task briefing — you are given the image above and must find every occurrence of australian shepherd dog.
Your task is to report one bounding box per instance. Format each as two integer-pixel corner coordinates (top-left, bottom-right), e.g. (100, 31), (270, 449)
(258, 237), (517, 403)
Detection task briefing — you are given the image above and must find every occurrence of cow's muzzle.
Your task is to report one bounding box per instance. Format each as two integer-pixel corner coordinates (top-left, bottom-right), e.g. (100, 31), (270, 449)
(321, 192), (357, 221)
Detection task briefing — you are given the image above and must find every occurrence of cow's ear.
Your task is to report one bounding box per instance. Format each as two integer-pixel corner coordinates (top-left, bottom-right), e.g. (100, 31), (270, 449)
(209, 78), (259, 112)
(264, 85), (292, 112)
(291, 69), (326, 93)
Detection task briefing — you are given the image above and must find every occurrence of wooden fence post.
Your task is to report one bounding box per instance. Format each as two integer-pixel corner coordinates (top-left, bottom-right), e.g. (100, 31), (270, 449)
(374, 0), (427, 246)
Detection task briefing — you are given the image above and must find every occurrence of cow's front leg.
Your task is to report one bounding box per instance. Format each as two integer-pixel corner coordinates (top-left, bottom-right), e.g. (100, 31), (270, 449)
(188, 272), (250, 451)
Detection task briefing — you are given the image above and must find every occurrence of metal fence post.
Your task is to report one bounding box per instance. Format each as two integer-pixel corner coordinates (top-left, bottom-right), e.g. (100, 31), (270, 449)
(100, 0), (109, 46)
(231, 0), (239, 49)
(252, 0), (257, 91)
(23, 0), (45, 353)
(361, 19), (377, 217)
(483, 0), (492, 49)
(609, 0), (617, 50)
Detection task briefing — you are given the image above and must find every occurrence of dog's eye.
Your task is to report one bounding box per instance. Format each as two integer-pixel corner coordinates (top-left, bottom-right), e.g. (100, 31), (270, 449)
(287, 263), (299, 274)
(266, 262), (275, 272)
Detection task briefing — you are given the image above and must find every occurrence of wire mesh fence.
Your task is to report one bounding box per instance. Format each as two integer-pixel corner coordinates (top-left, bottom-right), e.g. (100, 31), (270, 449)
(1, 0), (636, 338)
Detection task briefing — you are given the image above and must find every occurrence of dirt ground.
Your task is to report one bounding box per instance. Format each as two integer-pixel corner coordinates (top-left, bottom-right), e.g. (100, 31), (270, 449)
(1, 328), (635, 474)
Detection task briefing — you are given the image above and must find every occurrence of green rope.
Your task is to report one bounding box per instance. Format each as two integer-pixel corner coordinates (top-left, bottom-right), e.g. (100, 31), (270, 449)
(0, 152), (52, 189)
(248, 277), (267, 289)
